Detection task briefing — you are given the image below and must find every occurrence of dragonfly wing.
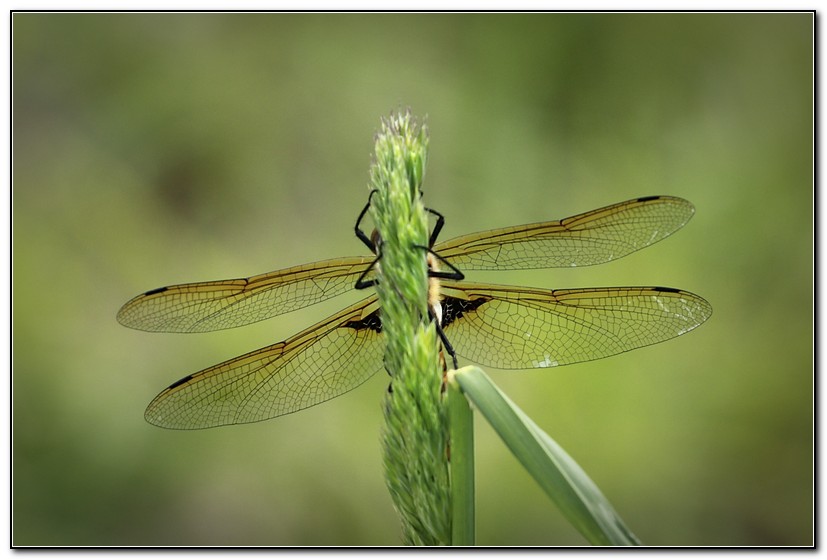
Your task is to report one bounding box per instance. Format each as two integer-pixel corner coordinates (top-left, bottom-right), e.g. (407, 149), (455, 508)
(144, 295), (385, 429)
(117, 256), (373, 333)
(439, 281), (711, 369)
(433, 196), (695, 270)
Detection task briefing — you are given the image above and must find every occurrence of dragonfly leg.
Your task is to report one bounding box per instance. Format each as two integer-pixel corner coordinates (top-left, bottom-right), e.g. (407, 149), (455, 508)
(358, 190), (441, 250)
(414, 245), (465, 281)
(354, 251), (382, 290)
(383, 355), (394, 393)
(355, 189), (378, 253)
(429, 305), (459, 370)
(354, 190), (383, 291)
(424, 206), (446, 248)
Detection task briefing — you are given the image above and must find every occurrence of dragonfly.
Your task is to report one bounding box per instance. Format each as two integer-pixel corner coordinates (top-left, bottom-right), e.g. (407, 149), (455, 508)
(118, 195), (712, 430)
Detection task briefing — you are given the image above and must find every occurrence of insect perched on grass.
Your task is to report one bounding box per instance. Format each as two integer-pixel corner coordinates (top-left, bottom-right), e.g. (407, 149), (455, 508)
(118, 195), (711, 429)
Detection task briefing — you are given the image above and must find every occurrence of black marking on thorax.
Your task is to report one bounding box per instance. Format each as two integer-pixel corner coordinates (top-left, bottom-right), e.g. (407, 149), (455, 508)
(344, 310), (383, 333)
(441, 296), (489, 329)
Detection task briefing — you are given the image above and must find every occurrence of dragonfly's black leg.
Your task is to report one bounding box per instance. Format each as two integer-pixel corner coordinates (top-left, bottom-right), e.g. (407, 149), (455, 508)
(424, 206), (446, 248)
(354, 190), (382, 290)
(382, 356), (394, 393)
(355, 189), (378, 253)
(429, 305), (459, 370)
(413, 245), (465, 281)
(354, 251), (382, 290)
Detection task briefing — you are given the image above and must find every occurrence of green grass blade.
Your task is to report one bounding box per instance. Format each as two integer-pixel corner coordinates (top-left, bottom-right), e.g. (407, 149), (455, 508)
(447, 376), (475, 545)
(453, 366), (641, 546)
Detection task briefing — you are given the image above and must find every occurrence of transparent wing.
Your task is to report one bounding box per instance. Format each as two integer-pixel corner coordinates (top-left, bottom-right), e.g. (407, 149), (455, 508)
(144, 295), (385, 429)
(433, 196), (695, 270)
(117, 256), (374, 333)
(439, 281), (711, 369)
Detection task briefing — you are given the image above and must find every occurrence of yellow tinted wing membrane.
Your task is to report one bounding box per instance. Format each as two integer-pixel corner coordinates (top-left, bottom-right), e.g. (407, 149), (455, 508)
(117, 256), (373, 333)
(434, 196), (694, 270)
(144, 295), (384, 429)
(439, 281), (711, 369)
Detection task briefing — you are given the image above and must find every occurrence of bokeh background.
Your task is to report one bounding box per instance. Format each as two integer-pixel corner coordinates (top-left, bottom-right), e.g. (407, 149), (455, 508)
(13, 13), (812, 546)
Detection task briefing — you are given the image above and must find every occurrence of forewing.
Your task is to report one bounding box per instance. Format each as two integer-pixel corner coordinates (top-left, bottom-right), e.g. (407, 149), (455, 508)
(433, 196), (695, 270)
(117, 256), (373, 333)
(440, 282), (711, 369)
(144, 295), (385, 429)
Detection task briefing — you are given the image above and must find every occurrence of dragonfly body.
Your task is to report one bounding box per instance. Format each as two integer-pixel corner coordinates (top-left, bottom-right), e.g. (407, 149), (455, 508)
(118, 196), (711, 429)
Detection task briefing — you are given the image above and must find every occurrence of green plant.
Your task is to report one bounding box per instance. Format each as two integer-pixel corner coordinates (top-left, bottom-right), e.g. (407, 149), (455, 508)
(370, 110), (640, 546)
(370, 111), (451, 545)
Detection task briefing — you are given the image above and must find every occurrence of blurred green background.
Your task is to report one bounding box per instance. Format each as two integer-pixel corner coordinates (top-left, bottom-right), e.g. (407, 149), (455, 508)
(13, 13), (812, 546)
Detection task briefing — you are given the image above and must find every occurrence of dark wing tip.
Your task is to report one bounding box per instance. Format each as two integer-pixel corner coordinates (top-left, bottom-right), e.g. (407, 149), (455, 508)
(654, 286), (682, 293)
(167, 374), (195, 390)
(117, 287), (168, 328)
(143, 286), (169, 296)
